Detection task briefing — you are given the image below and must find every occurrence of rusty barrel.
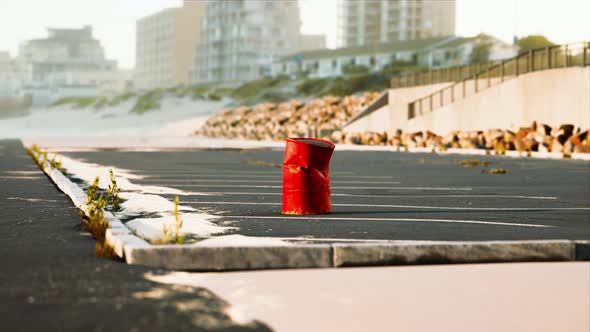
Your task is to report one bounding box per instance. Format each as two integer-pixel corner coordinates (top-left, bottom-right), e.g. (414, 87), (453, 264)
(282, 138), (335, 215)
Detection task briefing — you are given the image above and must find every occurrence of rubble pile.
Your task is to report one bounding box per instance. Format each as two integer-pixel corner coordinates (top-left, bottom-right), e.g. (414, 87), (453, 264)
(196, 93), (381, 141)
(332, 122), (590, 154)
(197, 96), (589, 154)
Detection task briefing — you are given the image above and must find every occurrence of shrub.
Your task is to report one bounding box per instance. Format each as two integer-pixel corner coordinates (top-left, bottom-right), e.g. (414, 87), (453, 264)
(342, 64), (370, 75)
(51, 96), (98, 109)
(231, 76), (288, 100)
(74, 97), (99, 109)
(93, 96), (109, 110)
(131, 89), (163, 114)
(296, 78), (329, 96)
(208, 93), (222, 101)
(51, 97), (78, 108)
(108, 91), (136, 106)
(321, 73), (390, 97)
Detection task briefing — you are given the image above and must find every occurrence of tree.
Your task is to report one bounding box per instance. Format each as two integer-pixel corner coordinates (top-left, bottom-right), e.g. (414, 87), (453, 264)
(469, 42), (492, 64)
(517, 35), (555, 54)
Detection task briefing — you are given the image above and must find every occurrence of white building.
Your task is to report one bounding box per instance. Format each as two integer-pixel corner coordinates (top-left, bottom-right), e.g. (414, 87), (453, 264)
(338, 0), (456, 47)
(17, 26), (124, 105)
(135, 1), (205, 90)
(424, 34), (518, 67)
(193, 0), (310, 84)
(270, 34), (518, 79)
(0, 51), (20, 97)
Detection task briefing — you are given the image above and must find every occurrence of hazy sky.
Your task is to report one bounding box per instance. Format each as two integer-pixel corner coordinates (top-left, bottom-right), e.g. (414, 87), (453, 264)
(0, 0), (588, 69)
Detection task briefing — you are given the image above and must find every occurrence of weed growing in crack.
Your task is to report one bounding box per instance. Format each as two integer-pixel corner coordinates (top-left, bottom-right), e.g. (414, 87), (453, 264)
(85, 192), (108, 240)
(173, 196), (185, 244)
(94, 240), (117, 258)
(86, 176), (100, 206)
(26, 144), (52, 170)
(152, 196), (185, 245)
(107, 169), (121, 210)
(26, 145), (118, 259)
(83, 178), (116, 258)
(49, 153), (62, 170)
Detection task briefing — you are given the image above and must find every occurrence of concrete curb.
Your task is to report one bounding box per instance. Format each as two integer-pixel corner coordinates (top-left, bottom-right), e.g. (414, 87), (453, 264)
(34, 151), (590, 271)
(121, 240), (589, 271)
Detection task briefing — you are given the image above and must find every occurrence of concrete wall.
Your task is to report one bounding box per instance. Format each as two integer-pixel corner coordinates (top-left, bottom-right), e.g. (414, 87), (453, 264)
(344, 67), (590, 135)
(344, 82), (452, 134)
(406, 67), (590, 134)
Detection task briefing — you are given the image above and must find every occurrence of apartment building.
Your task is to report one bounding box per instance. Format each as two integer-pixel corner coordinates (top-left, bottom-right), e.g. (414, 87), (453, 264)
(338, 0), (456, 47)
(192, 0), (303, 84)
(17, 26), (121, 105)
(135, 0), (205, 90)
(0, 51), (19, 97)
(298, 34), (327, 52)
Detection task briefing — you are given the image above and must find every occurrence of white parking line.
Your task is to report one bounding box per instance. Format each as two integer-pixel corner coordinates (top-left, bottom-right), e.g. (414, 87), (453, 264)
(142, 174), (397, 179)
(187, 192), (559, 200)
(138, 179), (401, 184)
(133, 170), (355, 175)
(183, 201), (589, 211)
(0, 176), (43, 180)
(170, 184), (473, 190)
(219, 215), (552, 228)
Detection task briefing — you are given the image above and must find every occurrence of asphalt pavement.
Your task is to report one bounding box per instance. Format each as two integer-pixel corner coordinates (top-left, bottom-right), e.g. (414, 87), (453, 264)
(0, 140), (271, 332)
(61, 148), (590, 242)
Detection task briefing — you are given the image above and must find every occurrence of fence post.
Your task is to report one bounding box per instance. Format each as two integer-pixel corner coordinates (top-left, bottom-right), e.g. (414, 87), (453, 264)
(564, 45), (568, 67)
(530, 50), (534, 71)
(462, 79), (466, 98)
(487, 68), (491, 88)
(516, 56), (519, 76)
(451, 85), (454, 102)
(546, 46), (551, 69)
(474, 74), (478, 92)
(419, 98), (423, 115)
(500, 61), (505, 82)
(440, 90), (443, 107)
(429, 94), (433, 112)
(584, 46), (588, 66)
(526, 50), (533, 73)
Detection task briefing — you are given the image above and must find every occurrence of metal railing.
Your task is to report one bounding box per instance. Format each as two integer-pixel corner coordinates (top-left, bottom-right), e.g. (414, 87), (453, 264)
(390, 62), (499, 89)
(344, 90), (389, 127)
(407, 42), (590, 120)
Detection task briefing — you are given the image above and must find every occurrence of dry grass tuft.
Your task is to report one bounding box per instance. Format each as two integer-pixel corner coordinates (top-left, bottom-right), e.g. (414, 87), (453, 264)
(482, 168), (508, 174)
(457, 159), (483, 167)
(94, 241), (118, 259)
(242, 160), (282, 168)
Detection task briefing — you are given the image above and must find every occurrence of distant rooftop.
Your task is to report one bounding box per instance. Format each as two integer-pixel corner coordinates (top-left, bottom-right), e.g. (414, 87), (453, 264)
(280, 36), (454, 62)
(278, 34), (507, 63)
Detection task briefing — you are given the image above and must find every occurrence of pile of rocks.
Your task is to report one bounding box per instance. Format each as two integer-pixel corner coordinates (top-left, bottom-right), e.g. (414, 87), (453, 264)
(333, 122), (590, 154)
(196, 93), (381, 141)
(197, 97), (589, 154)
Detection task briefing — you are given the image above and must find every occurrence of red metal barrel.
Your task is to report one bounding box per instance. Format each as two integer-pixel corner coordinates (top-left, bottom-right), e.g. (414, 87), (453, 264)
(282, 138), (335, 215)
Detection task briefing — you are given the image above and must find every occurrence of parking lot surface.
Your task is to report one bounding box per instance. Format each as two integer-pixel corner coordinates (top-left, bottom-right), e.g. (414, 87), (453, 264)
(60, 148), (590, 242)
